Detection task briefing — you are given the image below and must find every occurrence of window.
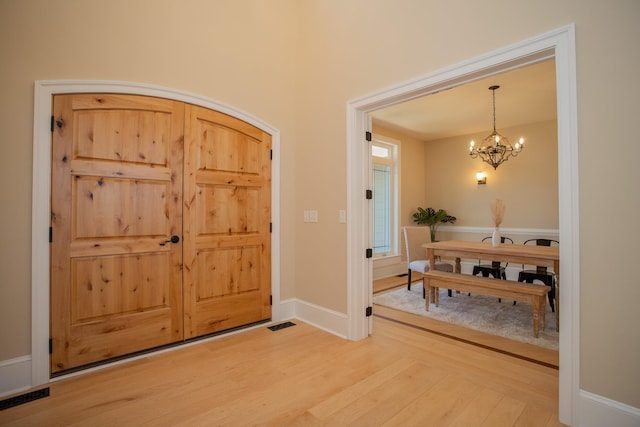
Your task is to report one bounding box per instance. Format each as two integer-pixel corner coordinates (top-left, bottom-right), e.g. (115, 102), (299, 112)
(371, 135), (400, 257)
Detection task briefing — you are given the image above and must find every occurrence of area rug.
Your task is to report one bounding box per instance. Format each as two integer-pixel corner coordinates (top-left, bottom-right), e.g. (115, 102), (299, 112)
(373, 282), (558, 350)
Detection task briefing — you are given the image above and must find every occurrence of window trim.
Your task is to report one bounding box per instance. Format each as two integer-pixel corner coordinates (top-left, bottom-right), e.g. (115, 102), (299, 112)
(371, 134), (400, 259)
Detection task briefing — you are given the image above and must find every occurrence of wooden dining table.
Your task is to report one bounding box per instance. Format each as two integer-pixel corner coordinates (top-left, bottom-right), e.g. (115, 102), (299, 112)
(423, 240), (560, 330)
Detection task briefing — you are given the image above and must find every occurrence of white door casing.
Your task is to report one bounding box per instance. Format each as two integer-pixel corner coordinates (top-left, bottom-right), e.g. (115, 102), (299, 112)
(32, 80), (281, 384)
(346, 25), (579, 425)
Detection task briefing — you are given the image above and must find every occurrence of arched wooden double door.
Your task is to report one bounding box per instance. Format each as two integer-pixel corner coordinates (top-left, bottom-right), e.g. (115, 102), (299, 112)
(50, 94), (271, 373)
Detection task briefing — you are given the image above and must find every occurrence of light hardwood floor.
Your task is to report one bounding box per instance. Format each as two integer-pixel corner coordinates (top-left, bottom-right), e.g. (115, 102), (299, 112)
(0, 313), (563, 426)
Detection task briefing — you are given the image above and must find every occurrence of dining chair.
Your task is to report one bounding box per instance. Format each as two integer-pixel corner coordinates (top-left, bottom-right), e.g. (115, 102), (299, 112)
(518, 238), (559, 312)
(471, 236), (514, 303)
(472, 236), (514, 280)
(403, 226), (454, 298)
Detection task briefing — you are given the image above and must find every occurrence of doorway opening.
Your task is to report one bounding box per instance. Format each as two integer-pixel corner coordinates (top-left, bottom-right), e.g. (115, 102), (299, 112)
(346, 25), (579, 425)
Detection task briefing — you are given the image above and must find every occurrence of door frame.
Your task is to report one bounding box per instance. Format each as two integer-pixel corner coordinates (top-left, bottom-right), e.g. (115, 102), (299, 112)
(31, 80), (281, 386)
(346, 25), (579, 425)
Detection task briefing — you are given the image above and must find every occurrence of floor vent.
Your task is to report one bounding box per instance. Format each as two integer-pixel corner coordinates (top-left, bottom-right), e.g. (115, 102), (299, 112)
(0, 387), (50, 411)
(268, 321), (296, 331)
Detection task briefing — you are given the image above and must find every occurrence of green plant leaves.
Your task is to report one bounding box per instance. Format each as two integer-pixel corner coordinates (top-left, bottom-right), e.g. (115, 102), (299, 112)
(412, 207), (457, 226)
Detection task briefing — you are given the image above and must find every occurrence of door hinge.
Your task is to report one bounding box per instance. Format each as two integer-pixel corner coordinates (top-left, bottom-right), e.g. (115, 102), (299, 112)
(49, 227), (52, 243)
(365, 306), (373, 317)
(366, 248), (373, 258)
(365, 131), (372, 142)
(365, 189), (373, 200)
(270, 149), (273, 160)
(270, 222), (272, 233)
(49, 338), (52, 354)
(270, 295), (273, 305)
(50, 116), (54, 132)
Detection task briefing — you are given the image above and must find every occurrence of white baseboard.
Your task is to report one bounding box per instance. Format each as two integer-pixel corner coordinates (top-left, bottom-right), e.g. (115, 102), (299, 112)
(0, 355), (32, 398)
(288, 299), (349, 339)
(579, 390), (640, 427)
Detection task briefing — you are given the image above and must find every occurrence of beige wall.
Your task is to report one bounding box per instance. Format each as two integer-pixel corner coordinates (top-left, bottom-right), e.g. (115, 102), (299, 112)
(0, 0), (300, 357)
(2, 0), (640, 412)
(373, 121), (557, 266)
(425, 120), (559, 231)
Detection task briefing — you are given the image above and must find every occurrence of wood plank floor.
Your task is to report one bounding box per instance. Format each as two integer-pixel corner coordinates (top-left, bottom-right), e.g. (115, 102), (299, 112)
(0, 315), (564, 426)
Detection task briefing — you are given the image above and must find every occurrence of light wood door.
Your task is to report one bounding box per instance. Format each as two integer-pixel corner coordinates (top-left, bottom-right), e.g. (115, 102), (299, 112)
(51, 94), (272, 373)
(51, 94), (185, 373)
(183, 105), (272, 338)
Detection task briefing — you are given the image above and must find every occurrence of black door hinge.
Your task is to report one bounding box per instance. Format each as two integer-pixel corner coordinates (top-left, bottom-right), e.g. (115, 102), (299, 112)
(270, 295), (273, 306)
(365, 189), (373, 200)
(365, 131), (372, 142)
(50, 116), (54, 132)
(49, 338), (52, 354)
(366, 248), (373, 258)
(365, 306), (373, 317)
(49, 227), (52, 243)
(270, 149), (273, 160)
(270, 222), (272, 233)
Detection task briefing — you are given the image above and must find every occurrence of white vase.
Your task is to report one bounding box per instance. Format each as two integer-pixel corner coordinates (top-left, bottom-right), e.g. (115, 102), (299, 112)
(492, 227), (501, 247)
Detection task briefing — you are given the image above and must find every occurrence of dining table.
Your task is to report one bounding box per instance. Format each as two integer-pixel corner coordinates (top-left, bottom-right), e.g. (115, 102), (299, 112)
(423, 240), (560, 330)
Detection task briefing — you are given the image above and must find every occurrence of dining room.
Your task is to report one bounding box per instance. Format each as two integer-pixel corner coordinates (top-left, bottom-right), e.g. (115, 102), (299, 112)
(368, 58), (559, 354)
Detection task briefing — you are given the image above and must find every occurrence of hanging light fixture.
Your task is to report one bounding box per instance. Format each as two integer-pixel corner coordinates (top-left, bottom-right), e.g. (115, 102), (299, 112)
(469, 85), (524, 170)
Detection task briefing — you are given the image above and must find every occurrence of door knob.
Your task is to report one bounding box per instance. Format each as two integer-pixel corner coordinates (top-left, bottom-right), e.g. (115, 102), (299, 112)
(160, 235), (180, 246)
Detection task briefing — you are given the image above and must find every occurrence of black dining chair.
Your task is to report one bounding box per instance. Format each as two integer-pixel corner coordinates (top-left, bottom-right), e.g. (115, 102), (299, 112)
(518, 238), (559, 312)
(472, 236), (514, 303)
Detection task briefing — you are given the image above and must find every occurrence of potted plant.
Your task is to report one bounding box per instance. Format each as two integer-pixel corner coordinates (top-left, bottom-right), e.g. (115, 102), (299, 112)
(412, 207), (457, 242)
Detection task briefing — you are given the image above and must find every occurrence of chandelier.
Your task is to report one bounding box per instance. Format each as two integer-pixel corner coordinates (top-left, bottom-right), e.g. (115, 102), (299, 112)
(469, 85), (524, 170)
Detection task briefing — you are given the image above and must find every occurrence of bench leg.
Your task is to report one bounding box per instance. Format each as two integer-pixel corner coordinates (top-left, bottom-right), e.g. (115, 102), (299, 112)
(532, 297), (545, 338)
(423, 274), (430, 311)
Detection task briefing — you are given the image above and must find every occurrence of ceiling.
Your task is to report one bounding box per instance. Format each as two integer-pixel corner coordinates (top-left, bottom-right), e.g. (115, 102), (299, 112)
(369, 59), (557, 141)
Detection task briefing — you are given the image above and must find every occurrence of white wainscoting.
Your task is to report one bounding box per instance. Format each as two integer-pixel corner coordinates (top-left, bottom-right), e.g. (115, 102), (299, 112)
(372, 254), (406, 280)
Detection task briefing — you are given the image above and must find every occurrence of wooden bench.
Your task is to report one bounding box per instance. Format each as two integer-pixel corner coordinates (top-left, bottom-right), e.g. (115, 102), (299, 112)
(422, 270), (551, 338)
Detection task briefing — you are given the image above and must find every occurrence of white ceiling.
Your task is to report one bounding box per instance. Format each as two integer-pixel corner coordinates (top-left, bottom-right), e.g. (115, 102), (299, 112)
(369, 59), (557, 141)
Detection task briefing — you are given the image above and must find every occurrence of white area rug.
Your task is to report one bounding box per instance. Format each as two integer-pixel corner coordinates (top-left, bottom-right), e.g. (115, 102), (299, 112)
(373, 282), (558, 350)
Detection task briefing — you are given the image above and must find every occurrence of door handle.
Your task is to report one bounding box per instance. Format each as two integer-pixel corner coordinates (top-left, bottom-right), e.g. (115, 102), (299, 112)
(160, 235), (180, 246)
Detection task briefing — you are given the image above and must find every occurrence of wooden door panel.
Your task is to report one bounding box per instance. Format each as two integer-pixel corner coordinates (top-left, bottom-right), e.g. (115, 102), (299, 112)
(197, 120), (261, 174)
(51, 94), (184, 373)
(62, 310), (173, 368)
(196, 184), (261, 234)
(75, 109), (170, 165)
(71, 253), (171, 322)
(184, 105), (271, 338)
(196, 246), (261, 299)
(73, 177), (168, 238)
